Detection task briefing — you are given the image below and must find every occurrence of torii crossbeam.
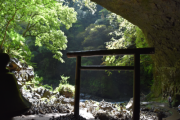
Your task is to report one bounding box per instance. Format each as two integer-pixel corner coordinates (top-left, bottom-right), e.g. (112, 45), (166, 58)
(67, 48), (155, 120)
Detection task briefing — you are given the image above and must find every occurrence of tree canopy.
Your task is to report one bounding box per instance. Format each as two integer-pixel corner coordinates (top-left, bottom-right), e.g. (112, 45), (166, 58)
(0, 0), (77, 63)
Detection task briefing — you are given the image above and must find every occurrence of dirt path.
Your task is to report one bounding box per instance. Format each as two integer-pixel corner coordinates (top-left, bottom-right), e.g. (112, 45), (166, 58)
(12, 108), (98, 120)
(149, 102), (180, 120)
(161, 103), (180, 120)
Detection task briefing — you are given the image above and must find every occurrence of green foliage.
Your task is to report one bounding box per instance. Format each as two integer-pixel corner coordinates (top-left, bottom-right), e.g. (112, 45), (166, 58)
(54, 75), (75, 97)
(28, 0), (100, 86)
(81, 57), (93, 66)
(135, 27), (148, 48)
(0, 0), (77, 63)
(105, 70), (112, 76)
(89, 78), (104, 93)
(150, 77), (162, 98)
(103, 15), (137, 75)
(31, 73), (43, 87)
(99, 8), (110, 16)
(55, 75), (74, 91)
(103, 13), (154, 93)
(96, 106), (100, 111)
(22, 1), (152, 99)
(77, 24), (113, 50)
(27, 73), (53, 91)
(71, 0), (97, 13)
(104, 15), (146, 62)
(145, 104), (152, 109)
(43, 84), (53, 91)
(60, 74), (70, 84)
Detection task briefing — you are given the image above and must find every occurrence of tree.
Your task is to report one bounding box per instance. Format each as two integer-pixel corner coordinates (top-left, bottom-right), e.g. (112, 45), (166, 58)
(77, 24), (113, 50)
(0, 0), (77, 63)
(102, 12), (153, 90)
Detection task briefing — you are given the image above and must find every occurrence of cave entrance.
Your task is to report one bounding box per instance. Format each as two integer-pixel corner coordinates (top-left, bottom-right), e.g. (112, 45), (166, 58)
(67, 48), (155, 120)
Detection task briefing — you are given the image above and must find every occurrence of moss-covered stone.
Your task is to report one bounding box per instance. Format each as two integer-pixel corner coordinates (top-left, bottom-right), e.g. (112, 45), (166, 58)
(55, 84), (75, 98)
(60, 87), (74, 98)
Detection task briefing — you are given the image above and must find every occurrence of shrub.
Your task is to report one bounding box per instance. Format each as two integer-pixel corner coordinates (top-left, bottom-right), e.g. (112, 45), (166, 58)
(54, 75), (75, 98)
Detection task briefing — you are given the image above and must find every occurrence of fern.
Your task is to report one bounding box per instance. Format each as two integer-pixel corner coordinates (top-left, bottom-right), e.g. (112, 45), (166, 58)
(60, 74), (70, 84)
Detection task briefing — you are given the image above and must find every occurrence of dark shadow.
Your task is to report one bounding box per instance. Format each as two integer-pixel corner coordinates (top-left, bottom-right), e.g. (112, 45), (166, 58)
(0, 53), (31, 118)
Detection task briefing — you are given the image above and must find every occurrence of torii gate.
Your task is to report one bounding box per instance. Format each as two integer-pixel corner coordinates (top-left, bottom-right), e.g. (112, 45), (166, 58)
(67, 48), (155, 120)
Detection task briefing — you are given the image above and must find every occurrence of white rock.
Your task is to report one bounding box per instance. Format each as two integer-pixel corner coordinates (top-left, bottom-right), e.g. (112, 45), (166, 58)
(126, 98), (133, 110)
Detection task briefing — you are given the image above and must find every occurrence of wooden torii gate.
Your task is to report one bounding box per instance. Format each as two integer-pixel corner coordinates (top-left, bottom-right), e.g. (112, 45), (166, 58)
(67, 48), (155, 120)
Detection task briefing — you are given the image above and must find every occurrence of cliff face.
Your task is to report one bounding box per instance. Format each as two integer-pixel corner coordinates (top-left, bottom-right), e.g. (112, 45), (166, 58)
(91, 0), (180, 105)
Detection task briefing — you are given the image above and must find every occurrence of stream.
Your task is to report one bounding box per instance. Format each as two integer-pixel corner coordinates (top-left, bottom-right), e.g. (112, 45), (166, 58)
(79, 93), (129, 104)
(80, 98), (128, 104)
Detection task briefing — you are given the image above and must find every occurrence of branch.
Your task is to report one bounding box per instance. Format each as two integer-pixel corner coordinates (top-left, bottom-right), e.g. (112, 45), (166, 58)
(24, 35), (33, 37)
(22, 22), (30, 37)
(0, 4), (27, 49)
(22, 13), (39, 37)
(16, 11), (25, 21)
(23, 22), (38, 37)
(0, 12), (17, 49)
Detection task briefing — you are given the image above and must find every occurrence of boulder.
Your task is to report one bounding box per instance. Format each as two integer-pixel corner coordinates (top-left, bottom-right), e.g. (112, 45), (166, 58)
(99, 105), (114, 111)
(61, 98), (74, 106)
(41, 89), (51, 98)
(126, 98), (133, 110)
(24, 92), (33, 99)
(60, 88), (73, 98)
(26, 83), (34, 88)
(8, 58), (34, 83)
(34, 87), (51, 99)
(80, 102), (85, 108)
(17, 81), (23, 89)
(54, 98), (61, 104)
(154, 108), (161, 113)
(36, 87), (43, 94)
(95, 113), (115, 120)
(98, 100), (115, 112)
(33, 93), (41, 99)
(55, 92), (60, 98)
(59, 95), (65, 100)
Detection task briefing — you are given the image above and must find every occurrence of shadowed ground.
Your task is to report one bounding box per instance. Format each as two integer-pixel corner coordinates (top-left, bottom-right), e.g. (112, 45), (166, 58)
(12, 108), (98, 120)
(9, 102), (180, 120)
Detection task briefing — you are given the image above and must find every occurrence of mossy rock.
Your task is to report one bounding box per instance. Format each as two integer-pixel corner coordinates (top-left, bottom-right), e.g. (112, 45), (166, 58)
(146, 93), (166, 103)
(60, 87), (73, 98)
(42, 89), (51, 98)
(26, 83), (34, 88)
(60, 90), (73, 98)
